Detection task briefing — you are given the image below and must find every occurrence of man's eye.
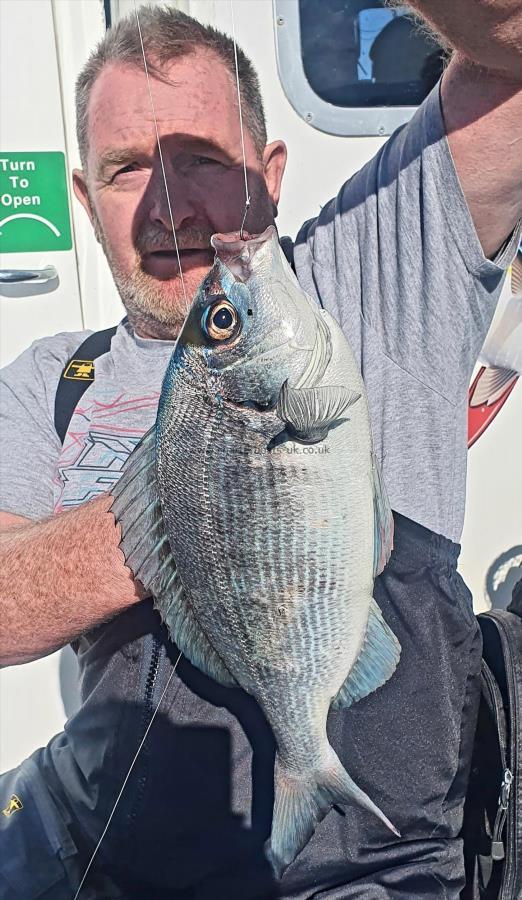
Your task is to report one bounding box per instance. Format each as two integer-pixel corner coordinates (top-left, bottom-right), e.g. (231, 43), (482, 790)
(194, 156), (220, 167)
(113, 163), (139, 179)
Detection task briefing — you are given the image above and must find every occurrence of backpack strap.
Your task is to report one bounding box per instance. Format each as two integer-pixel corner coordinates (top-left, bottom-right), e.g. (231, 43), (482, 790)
(54, 325), (118, 444)
(280, 235), (296, 273)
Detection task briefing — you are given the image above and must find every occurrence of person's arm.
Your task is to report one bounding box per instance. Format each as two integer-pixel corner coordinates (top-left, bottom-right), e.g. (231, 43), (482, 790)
(294, 73), (520, 407)
(407, 0), (522, 257)
(0, 497), (142, 666)
(0, 333), (142, 666)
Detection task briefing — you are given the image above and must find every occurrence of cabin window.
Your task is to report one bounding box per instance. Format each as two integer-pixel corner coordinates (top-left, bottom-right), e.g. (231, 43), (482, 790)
(275, 0), (445, 136)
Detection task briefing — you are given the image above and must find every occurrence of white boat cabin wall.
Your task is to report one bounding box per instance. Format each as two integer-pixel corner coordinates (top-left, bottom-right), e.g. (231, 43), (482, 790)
(0, 0), (519, 774)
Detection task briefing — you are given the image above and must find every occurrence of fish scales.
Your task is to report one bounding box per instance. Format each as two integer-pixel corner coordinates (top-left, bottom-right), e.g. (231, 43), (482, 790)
(112, 225), (401, 876)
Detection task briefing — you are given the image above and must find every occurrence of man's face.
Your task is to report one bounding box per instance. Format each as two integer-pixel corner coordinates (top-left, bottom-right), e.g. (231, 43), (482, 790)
(73, 51), (287, 339)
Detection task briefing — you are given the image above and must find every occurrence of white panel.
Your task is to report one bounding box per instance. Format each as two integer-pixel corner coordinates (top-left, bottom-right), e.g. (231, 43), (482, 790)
(459, 382), (522, 613)
(0, 0), (84, 366)
(459, 277), (522, 613)
(53, 0), (125, 330)
(0, 0), (85, 772)
(0, 653), (64, 773)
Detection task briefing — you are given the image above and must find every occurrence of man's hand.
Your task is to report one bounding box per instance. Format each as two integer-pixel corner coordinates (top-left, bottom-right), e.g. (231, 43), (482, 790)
(405, 1), (522, 258)
(0, 494), (143, 666)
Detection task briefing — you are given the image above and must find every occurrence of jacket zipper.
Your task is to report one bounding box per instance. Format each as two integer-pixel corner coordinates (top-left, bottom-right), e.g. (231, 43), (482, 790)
(491, 768), (513, 861)
(482, 662), (507, 764)
(486, 613), (520, 896)
(127, 634), (163, 828)
(481, 661), (510, 864)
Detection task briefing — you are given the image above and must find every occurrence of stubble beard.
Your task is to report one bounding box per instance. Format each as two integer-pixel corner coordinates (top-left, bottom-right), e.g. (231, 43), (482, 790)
(91, 186), (276, 341)
(107, 258), (194, 341)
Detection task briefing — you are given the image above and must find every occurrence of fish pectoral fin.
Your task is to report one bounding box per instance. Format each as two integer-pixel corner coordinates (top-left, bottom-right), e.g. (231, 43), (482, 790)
(110, 425), (237, 689)
(276, 380), (361, 443)
(267, 747), (399, 877)
(372, 451), (394, 577)
(332, 599), (401, 710)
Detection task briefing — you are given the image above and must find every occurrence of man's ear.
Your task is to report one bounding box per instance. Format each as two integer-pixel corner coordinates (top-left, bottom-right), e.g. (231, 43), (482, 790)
(73, 169), (97, 234)
(262, 141), (287, 213)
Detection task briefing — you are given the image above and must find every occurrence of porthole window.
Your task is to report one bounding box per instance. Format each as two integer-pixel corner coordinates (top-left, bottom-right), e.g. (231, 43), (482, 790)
(275, 0), (445, 136)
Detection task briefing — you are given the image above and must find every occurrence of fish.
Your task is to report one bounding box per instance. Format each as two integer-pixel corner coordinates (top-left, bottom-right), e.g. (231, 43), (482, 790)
(111, 225), (401, 876)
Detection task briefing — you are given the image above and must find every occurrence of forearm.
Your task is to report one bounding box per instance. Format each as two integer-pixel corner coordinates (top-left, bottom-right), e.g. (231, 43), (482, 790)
(0, 494), (142, 666)
(402, 0), (522, 79)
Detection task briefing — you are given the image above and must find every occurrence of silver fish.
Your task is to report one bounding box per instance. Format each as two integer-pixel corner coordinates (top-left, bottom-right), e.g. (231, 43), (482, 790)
(111, 225), (401, 875)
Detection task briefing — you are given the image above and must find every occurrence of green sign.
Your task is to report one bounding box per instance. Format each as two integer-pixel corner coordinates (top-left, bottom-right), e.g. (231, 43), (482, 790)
(0, 152), (72, 253)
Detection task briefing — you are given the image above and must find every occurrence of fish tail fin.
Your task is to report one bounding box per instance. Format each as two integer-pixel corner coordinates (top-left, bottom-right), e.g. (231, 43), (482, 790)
(267, 749), (399, 877)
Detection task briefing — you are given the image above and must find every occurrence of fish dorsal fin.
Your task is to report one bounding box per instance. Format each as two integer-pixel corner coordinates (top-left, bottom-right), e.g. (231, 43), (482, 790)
(331, 599), (401, 710)
(277, 380), (361, 443)
(371, 451), (394, 577)
(110, 427), (238, 688)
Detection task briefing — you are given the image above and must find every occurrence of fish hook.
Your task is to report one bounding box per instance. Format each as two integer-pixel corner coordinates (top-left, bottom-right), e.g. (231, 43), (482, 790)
(240, 197), (251, 241)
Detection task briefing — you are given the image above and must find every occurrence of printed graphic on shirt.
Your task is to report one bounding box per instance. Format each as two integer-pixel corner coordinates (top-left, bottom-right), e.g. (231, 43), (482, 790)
(54, 390), (160, 512)
(58, 430), (141, 507)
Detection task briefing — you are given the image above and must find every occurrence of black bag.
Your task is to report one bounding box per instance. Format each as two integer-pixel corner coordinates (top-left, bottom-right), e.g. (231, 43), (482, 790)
(462, 581), (522, 899)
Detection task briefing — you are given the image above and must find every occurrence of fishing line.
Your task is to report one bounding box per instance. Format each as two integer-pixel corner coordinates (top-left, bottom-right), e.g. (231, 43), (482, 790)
(134, 2), (190, 313)
(230, 0), (251, 239)
(72, 651), (182, 899)
(75, 7), (252, 895)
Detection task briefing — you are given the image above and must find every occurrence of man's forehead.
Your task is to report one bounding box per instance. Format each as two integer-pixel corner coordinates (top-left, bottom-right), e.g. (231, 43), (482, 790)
(87, 53), (238, 156)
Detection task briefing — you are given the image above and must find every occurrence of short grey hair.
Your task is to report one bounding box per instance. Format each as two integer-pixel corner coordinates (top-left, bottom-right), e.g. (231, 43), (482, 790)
(75, 4), (267, 171)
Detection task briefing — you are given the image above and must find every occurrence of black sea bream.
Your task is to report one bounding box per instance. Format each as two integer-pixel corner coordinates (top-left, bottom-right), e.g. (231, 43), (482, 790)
(111, 225), (401, 875)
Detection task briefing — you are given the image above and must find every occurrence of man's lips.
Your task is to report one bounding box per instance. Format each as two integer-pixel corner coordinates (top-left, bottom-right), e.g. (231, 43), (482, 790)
(141, 248), (214, 279)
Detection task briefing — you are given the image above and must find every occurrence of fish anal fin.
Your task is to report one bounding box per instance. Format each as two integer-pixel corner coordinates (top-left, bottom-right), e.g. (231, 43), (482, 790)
(332, 599), (401, 710)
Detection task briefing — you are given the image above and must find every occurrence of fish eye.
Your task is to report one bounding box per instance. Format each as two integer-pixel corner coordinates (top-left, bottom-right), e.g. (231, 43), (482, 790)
(202, 299), (240, 342)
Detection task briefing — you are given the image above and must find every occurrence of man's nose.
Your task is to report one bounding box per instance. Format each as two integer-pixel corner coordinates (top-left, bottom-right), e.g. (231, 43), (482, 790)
(148, 168), (197, 233)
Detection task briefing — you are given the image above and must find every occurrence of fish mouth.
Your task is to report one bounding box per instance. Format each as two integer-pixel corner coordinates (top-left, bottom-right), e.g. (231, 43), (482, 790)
(211, 224), (274, 255)
(210, 226), (276, 282)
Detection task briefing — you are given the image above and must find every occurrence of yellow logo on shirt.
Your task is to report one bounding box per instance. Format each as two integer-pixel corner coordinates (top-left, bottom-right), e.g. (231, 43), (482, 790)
(2, 794), (23, 817)
(64, 360), (95, 380)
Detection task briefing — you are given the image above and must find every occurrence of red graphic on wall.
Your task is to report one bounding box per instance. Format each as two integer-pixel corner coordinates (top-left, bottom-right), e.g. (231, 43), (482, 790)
(468, 367), (518, 448)
(468, 248), (521, 448)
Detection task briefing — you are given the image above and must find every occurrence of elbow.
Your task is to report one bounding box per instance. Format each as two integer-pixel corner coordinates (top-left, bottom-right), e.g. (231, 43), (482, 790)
(0, 643), (61, 667)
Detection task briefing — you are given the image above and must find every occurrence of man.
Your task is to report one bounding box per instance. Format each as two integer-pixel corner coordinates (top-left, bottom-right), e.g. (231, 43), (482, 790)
(0, 4), (521, 898)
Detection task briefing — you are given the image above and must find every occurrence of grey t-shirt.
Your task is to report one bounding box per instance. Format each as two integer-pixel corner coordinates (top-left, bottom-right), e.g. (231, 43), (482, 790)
(1, 84), (520, 541)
